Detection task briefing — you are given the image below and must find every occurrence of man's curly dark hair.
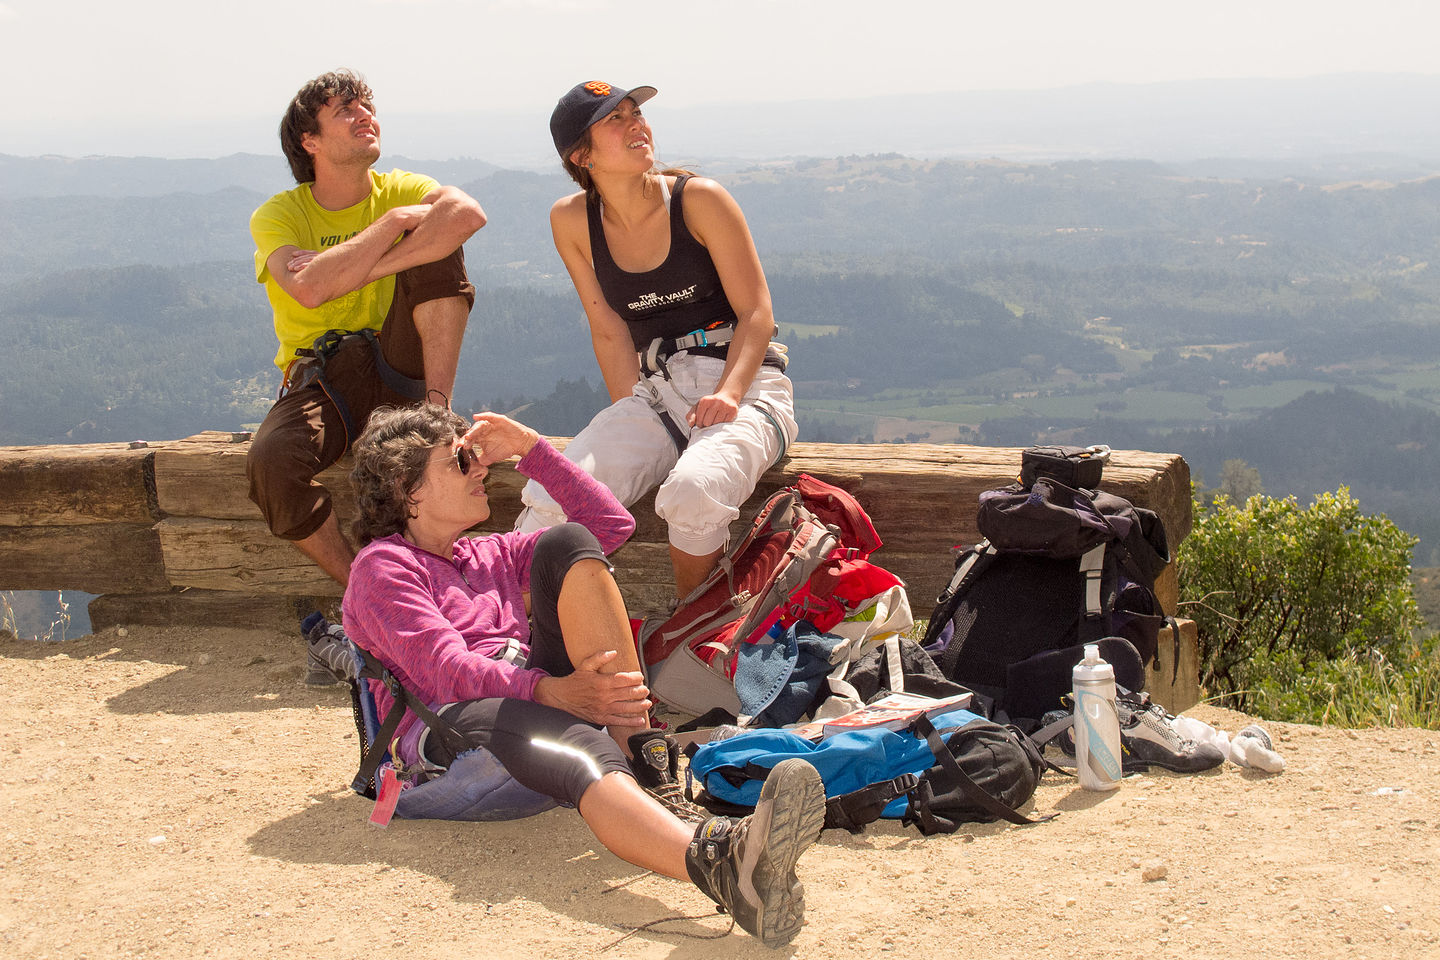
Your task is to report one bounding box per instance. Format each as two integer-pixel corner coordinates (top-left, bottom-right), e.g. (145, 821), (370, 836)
(349, 404), (467, 547)
(280, 69), (375, 184)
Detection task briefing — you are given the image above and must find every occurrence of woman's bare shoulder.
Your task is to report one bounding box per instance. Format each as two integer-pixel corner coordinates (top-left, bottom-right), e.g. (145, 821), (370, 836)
(550, 190), (589, 238)
(677, 176), (747, 238)
(551, 189), (589, 218)
(677, 174), (729, 198)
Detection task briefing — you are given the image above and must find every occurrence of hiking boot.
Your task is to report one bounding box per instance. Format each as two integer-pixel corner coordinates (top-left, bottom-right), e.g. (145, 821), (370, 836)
(684, 758), (826, 948)
(1040, 694), (1223, 774)
(628, 730), (707, 823)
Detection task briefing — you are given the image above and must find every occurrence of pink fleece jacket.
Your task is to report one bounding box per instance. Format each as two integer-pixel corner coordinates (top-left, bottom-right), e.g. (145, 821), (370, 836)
(342, 438), (635, 765)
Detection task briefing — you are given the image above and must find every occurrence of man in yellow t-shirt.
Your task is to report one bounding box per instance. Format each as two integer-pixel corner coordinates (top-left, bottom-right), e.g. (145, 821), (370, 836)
(247, 69), (484, 595)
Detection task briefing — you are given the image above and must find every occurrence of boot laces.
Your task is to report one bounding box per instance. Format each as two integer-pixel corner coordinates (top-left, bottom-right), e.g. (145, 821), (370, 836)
(649, 779), (708, 822)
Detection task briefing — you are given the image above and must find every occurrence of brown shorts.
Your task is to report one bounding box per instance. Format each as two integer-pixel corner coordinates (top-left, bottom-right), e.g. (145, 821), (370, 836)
(247, 248), (475, 541)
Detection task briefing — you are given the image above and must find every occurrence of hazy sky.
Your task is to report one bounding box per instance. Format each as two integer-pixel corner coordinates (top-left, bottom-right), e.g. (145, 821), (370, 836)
(2, 0), (1436, 158)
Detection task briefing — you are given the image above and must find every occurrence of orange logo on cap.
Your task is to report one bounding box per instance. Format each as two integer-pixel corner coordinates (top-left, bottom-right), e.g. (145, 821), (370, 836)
(583, 81), (612, 97)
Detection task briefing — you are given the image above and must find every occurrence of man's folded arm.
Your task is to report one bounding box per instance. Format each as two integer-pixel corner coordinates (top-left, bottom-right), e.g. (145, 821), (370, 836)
(363, 186), (486, 284)
(265, 204), (428, 309)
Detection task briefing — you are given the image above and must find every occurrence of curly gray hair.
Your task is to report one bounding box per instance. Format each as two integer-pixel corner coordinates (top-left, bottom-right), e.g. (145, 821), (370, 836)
(349, 403), (467, 546)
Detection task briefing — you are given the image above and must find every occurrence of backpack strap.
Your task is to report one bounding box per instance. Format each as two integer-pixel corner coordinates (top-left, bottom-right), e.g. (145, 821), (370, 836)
(1080, 544), (1105, 618)
(1071, 484), (1164, 591)
(1028, 710), (1082, 778)
(349, 645), (476, 794)
(902, 715), (1053, 832)
(901, 777), (956, 836)
(923, 542), (997, 648)
(1104, 528), (1160, 599)
(819, 632), (906, 716)
(1164, 617), (1181, 684)
(824, 774), (919, 833)
(1077, 542), (1107, 645)
(305, 616), (481, 797)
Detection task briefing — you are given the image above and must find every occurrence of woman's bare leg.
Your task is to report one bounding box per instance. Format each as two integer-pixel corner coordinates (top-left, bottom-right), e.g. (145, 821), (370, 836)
(671, 544), (724, 598)
(557, 557), (650, 750)
(577, 772), (691, 879)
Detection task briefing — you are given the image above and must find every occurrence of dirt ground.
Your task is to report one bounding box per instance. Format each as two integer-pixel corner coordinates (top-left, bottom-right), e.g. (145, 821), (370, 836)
(3, 624), (1437, 960)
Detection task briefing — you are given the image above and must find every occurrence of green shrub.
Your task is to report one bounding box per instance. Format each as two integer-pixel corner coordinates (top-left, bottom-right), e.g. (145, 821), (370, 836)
(1176, 487), (1423, 714)
(1247, 635), (1440, 729)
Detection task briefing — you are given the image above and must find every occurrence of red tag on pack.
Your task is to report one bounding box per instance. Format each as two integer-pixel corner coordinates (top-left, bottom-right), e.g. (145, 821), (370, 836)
(369, 766), (401, 829)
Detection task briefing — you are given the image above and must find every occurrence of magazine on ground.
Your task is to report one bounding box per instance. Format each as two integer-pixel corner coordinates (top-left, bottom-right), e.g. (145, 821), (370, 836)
(788, 691), (973, 740)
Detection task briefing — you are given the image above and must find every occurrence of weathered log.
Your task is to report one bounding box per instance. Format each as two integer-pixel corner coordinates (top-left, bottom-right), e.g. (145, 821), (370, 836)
(0, 442), (158, 526)
(606, 541), (685, 613)
(0, 522), (167, 593)
(486, 441), (1190, 616)
(88, 589), (335, 634)
(154, 517), (343, 597)
(147, 517), (692, 611)
(2, 433), (1190, 623)
(149, 435), (1190, 546)
(152, 432), (355, 524)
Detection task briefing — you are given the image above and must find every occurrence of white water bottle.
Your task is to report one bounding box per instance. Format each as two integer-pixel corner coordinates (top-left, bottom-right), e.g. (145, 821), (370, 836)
(1073, 644), (1122, 791)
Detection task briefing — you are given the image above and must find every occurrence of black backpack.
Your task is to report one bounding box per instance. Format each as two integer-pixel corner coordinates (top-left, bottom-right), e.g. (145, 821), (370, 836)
(923, 455), (1172, 721)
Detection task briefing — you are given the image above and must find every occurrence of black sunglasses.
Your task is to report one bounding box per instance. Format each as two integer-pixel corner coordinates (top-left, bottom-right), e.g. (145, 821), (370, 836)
(454, 445), (476, 475)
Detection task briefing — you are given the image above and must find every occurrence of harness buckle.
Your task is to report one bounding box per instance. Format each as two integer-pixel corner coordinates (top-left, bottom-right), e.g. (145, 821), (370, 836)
(312, 328), (354, 360)
(641, 322), (736, 379)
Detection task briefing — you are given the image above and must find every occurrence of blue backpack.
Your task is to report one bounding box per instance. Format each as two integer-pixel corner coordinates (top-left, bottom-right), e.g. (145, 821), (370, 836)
(687, 708), (1047, 835)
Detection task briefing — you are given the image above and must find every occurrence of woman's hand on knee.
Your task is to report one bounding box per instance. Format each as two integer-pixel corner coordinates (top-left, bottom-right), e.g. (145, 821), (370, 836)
(533, 650), (651, 727)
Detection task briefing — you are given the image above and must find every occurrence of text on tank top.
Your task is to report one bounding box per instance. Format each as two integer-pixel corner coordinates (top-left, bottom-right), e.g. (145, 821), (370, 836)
(588, 174), (739, 353)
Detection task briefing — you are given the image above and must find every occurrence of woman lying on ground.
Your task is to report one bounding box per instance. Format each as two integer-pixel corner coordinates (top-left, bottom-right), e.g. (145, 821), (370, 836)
(515, 81), (797, 600)
(341, 403), (825, 947)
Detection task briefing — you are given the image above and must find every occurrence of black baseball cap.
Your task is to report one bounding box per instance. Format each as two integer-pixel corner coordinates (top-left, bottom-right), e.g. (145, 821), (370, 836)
(550, 81), (658, 159)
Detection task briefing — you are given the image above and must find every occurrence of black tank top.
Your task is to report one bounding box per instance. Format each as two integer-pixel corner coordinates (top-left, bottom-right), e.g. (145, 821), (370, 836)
(588, 175), (738, 354)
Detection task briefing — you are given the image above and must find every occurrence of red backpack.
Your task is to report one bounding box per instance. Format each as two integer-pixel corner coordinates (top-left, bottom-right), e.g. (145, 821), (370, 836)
(641, 474), (882, 715)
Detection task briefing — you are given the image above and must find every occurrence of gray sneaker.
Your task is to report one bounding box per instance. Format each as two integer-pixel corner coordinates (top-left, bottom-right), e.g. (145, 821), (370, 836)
(684, 758), (826, 948)
(305, 644), (341, 686)
(300, 611), (342, 687)
(1041, 693), (1225, 774)
(1115, 692), (1225, 773)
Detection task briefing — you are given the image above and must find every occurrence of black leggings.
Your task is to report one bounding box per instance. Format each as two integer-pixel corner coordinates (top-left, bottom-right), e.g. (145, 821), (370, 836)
(421, 524), (630, 806)
(524, 522), (612, 677)
(422, 698), (630, 806)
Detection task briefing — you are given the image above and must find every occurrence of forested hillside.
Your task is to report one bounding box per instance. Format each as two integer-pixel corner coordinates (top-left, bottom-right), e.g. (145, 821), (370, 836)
(3, 153), (1439, 558)
(1178, 390), (1440, 565)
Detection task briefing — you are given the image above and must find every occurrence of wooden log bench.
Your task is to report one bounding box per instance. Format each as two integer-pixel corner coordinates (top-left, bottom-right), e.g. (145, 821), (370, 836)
(0, 434), (1200, 710)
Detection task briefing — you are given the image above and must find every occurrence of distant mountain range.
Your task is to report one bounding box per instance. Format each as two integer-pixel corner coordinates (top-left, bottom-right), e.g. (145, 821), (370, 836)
(658, 73), (1440, 167)
(5, 73), (1438, 172)
(0, 154), (501, 200)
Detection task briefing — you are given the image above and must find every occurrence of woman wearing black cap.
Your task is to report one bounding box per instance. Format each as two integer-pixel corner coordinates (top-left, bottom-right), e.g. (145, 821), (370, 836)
(514, 81), (797, 600)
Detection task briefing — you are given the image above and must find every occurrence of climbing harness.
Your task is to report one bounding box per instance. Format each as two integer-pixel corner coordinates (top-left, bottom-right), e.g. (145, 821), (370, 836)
(280, 328), (426, 449)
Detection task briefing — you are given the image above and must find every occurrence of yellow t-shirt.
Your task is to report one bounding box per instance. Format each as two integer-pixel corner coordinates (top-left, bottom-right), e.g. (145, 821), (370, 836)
(250, 168), (440, 371)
